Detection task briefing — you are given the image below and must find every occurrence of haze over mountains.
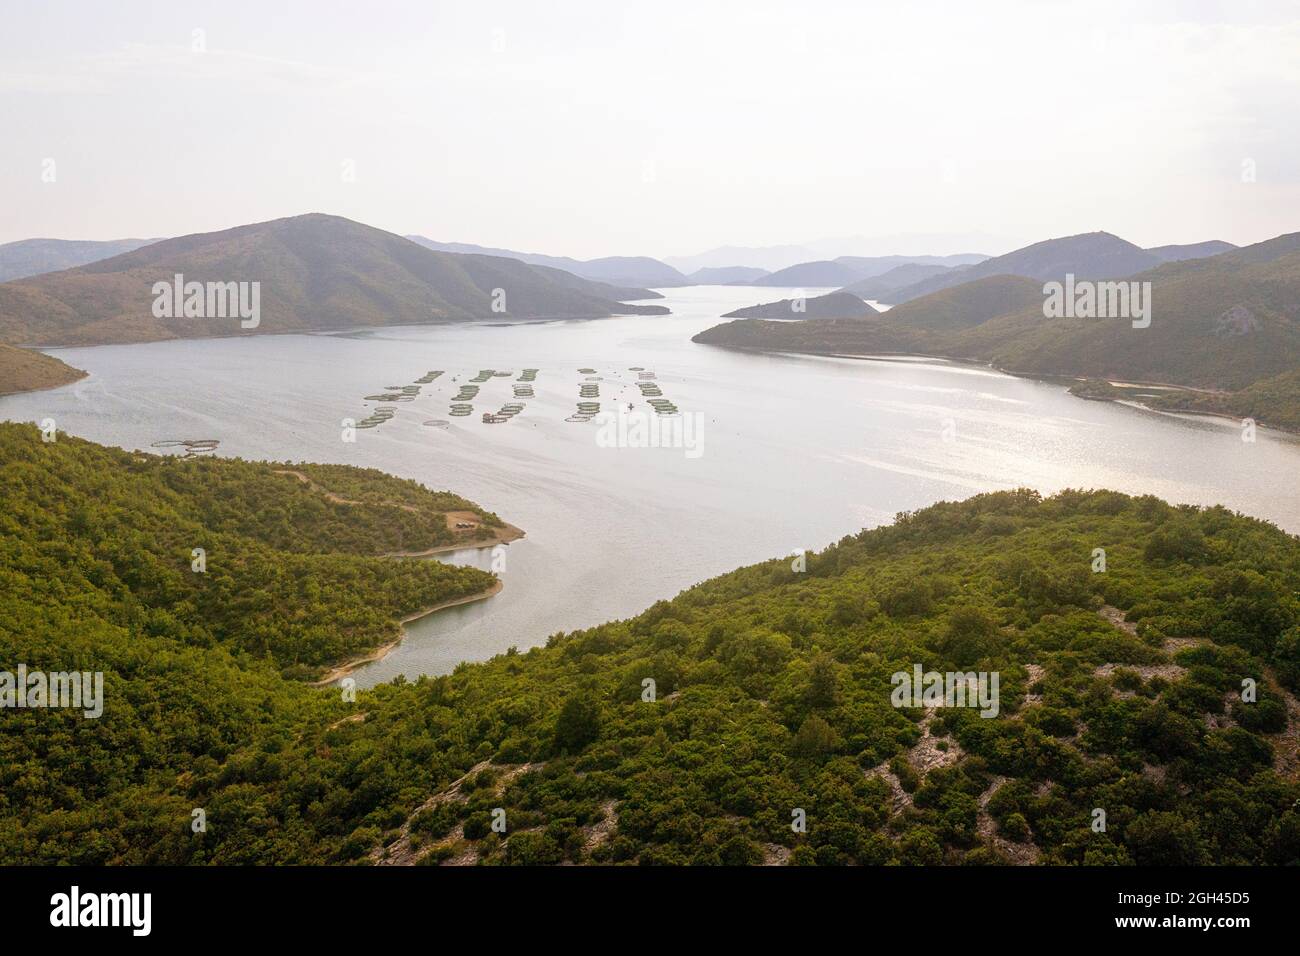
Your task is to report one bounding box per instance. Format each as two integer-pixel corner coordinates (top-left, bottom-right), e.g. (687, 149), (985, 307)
(875, 232), (1239, 304)
(756, 254), (987, 288)
(664, 232), (1013, 273)
(406, 236), (689, 289)
(0, 237), (161, 282)
(0, 214), (667, 348)
(687, 265), (771, 284)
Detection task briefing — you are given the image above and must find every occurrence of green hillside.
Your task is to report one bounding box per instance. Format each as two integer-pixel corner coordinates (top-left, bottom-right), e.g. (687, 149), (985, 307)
(2, 423), (1297, 865)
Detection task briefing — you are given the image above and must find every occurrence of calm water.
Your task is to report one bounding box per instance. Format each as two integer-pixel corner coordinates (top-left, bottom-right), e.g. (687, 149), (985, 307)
(5, 285), (1300, 684)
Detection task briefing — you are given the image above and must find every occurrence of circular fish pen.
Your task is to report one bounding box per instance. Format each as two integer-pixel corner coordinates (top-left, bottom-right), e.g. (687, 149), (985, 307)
(151, 438), (221, 457)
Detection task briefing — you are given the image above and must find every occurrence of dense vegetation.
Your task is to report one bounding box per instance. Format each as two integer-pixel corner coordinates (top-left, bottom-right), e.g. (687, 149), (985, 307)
(2, 423), (1298, 865)
(696, 235), (1300, 431)
(1099, 369), (1300, 433)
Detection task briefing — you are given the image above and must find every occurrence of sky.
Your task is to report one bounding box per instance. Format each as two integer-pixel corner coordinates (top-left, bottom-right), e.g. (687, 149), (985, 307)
(2, 0), (1298, 258)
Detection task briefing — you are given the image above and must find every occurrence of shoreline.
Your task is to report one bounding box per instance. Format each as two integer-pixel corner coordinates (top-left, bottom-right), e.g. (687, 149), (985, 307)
(716, 343), (1298, 438)
(12, 310), (670, 357)
(0, 366), (88, 397)
(309, 579), (505, 687)
(382, 521), (525, 558)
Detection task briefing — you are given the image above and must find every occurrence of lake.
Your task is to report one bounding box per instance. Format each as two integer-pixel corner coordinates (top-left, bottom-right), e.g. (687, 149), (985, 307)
(5, 284), (1300, 684)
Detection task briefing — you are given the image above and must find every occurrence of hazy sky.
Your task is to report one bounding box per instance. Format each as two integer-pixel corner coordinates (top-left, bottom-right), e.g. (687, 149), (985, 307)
(2, 0), (1297, 257)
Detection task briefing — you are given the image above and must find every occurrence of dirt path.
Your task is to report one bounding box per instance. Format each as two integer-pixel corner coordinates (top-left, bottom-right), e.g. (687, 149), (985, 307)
(974, 775), (1041, 864)
(373, 760), (545, 866)
(380, 519), (525, 557)
(273, 468), (525, 554)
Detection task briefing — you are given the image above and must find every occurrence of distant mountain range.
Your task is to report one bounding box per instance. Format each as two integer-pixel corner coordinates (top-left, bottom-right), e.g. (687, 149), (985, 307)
(0, 214), (667, 349)
(841, 262), (959, 299)
(665, 232), (1012, 273)
(755, 253), (986, 289)
(694, 232), (1300, 430)
(722, 290), (878, 320)
(0, 237), (162, 282)
(405, 236), (689, 289)
(873, 233), (1238, 304)
(1146, 240), (1239, 262)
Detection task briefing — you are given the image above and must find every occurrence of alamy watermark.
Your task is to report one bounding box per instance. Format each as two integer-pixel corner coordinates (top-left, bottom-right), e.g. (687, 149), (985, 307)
(595, 408), (704, 459)
(1, 665), (104, 718)
(890, 665), (999, 718)
(50, 886), (150, 936)
(1043, 273), (1150, 329)
(152, 273), (260, 329)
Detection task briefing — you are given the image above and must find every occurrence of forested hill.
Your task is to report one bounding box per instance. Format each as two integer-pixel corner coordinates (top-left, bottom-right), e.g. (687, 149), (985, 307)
(2, 424), (1298, 865)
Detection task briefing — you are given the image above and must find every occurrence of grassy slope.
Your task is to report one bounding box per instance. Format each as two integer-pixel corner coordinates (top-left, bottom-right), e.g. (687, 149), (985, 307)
(0, 343), (87, 395)
(2, 425), (1297, 865)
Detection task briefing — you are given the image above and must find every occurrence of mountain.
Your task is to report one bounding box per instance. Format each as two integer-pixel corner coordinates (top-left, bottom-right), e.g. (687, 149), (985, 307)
(666, 233), (1009, 273)
(722, 290), (878, 320)
(1147, 240), (1238, 262)
(878, 232), (1163, 304)
(695, 233), (1300, 430)
(881, 275), (1043, 331)
(7, 423), (1299, 865)
(515, 264), (663, 302)
(757, 254), (988, 288)
(841, 263), (960, 299)
(688, 265), (770, 284)
(0, 237), (161, 282)
(0, 343), (86, 395)
(0, 214), (667, 348)
(403, 236), (583, 272)
(666, 242), (821, 273)
(754, 260), (865, 287)
(834, 253), (987, 275)
(406, 236), (688, 288)
(578, 256), (689, 288)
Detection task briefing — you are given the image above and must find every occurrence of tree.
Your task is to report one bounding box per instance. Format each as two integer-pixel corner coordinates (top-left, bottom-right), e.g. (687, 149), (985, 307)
(553, 696), (602, 753)
(791, 715), (841, 758)
(1125, 811), (1207, 866)
(805, 652), (840, 708)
